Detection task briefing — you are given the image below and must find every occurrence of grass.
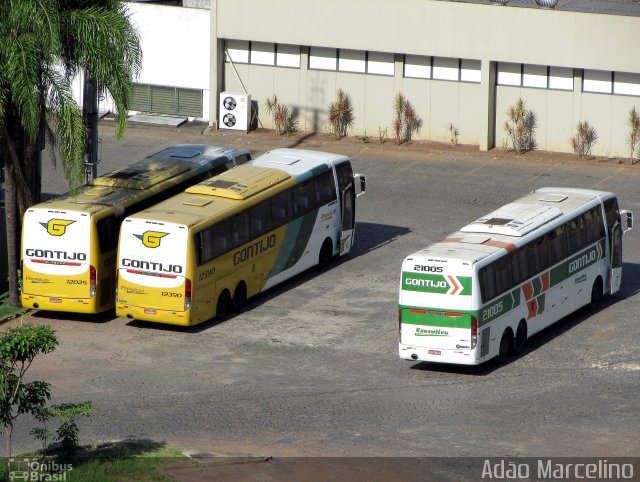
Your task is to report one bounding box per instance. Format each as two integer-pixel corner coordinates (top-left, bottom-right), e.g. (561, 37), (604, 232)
(0, 440), (191, 482)
(0, 292), (24, 321)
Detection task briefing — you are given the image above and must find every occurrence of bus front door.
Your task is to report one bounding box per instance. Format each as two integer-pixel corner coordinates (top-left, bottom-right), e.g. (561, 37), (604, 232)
(340, 184), (355, 255)
(610, 222), (622, 295)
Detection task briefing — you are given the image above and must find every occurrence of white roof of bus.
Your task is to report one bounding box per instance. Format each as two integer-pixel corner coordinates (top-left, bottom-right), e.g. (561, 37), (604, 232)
(406, 187), (613, 266)
(247, 148), (348, 175)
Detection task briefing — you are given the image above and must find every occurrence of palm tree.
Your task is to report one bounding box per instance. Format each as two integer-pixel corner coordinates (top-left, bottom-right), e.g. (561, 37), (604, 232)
(0, 0), (142, 305)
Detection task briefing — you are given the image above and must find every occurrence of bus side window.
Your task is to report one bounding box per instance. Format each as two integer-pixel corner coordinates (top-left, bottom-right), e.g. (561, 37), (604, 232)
(213, 219), (232, 257)
(231, 211), (250, 247)
(97, 216), (118, 253)
(197, 227), (215, 265)
(479, 265), (496, 303)
(293, 181), (314, 217)
(510, 248), (528, 285)
(272, 190), (292, 227)
(250, 201), (272, 237)
(494, 256), (512, 297)
(585, 207), (605, 243)
(567, 215), (586, 254)
(315, 170), (336, 206)
(547, 225), (568, 266)
(527, 236), (549, 276)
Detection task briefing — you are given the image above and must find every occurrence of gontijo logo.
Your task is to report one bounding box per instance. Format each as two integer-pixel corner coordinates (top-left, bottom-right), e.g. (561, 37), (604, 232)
(134, 231), (168, 248)
(39, 219), (75, 236)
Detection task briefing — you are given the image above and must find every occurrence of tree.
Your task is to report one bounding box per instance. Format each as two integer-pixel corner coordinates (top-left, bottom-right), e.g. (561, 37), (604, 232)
(0, 323), (58, 458)
(0, 0), (143, 305)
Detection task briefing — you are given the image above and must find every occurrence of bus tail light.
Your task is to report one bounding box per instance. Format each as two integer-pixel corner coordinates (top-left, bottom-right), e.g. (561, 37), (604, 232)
(90, 266), (96, 298)
(185, 278), (192, 310)
(471, 315), (478, 349)
(398, 309), (402, 334)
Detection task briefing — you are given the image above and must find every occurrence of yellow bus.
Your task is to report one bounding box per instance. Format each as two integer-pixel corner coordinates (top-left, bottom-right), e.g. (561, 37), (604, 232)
(21, 144), (252, 314)
(116, 148), (366, 326)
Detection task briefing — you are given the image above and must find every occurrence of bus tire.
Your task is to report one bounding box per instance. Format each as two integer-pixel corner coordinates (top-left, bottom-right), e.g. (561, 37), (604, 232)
(216, 289), (231, 318)
(498, 329), (512, 363)
(513, 320), (527, 356)
(318, 238), (333, 269)
(233, 281), (247, 312)
(589, 277), (603, 310)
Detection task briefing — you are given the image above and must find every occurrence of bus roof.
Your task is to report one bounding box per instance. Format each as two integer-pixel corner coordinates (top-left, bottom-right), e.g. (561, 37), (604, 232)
(406, 187), (614, 265)
(27, 145), (248, 215)
(248, 148), (349, 177)
(126, 149), (349, 228)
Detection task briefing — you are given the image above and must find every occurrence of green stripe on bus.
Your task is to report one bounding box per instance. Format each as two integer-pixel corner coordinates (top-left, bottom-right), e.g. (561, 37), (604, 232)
(268, 208), (319, 276)
(400, 308), (472, 328)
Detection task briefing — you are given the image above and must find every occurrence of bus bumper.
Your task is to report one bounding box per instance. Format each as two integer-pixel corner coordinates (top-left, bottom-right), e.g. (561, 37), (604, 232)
(399, 344), (480, 365)
(21, 294), (104, 314)
(116, 303), (192, 326)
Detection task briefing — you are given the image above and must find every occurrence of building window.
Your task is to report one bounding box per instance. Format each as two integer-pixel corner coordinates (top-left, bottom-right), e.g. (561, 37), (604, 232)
(523, 64), (547, 88)
(583, 69), (613, 94)
(549, 67), (573, 91)
(433, 57), (459, 81)
(309, 47), (337, 71)
(367, 51), (394, 76)
(614, 72), (640, 96)
(250, 42), (275, 66)
(460, 59), (481, 83)
(404, 55), (431, 79)
(225, 40), (249, 64)
(338, 49), (366, 73)
(497, 62), (521, 86)
(276, 44), (301, 68)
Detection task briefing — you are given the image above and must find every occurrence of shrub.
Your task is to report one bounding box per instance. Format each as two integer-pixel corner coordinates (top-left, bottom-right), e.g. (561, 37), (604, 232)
(626, 107), (640, 163)
(504, 98), (536, 154)
(570, 120), (598, 158)
(447, 123), (460, 147)
(265, 95), (298, 135)
(328, 89), (354, 139)
(393, 93), (423, 144)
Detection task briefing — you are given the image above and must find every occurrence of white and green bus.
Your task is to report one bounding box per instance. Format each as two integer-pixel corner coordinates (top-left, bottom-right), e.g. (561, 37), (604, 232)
(398, 188), (633, 365)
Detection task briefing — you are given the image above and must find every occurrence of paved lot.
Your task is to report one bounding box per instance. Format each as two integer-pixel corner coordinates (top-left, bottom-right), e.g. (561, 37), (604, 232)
(10, 122), (640, 473)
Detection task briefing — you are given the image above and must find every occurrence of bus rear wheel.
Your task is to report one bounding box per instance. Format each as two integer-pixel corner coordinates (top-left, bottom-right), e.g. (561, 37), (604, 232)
(233, 281), (247, 312)
(216, 289), (231, 318)
(498, 329), (512, 363)
(589, 277), (603, 310)
(513, 321), (527, 356)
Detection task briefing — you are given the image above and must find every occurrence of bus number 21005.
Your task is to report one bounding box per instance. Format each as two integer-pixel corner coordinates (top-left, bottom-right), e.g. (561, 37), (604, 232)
(482, 300), (504, 322)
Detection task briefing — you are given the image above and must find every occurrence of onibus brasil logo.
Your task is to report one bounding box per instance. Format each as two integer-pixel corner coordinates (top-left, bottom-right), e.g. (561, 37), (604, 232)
(39, 219), (75, 236)
(134, 231), (169, 248)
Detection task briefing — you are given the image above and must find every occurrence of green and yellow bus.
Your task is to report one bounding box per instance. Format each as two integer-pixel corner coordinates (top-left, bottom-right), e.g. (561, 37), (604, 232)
(399, 188), (633, 365)
(116, 148), (366, 326)
(21, 145), (251, 314)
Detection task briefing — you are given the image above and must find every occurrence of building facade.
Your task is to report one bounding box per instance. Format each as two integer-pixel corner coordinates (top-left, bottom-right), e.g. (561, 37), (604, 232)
(210, 0), (640, 156)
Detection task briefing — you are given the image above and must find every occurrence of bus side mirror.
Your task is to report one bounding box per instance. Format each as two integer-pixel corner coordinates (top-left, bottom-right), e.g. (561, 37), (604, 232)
(621, 210), (633, 233)
(354, 174), (366, 197)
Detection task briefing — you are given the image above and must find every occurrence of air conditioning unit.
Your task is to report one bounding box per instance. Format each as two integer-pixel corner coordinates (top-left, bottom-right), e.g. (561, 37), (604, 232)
(219, 92), (251, 131)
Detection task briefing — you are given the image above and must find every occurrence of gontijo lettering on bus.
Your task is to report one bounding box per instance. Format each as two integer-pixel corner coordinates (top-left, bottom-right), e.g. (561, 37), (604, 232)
(401, 272), (472, 295)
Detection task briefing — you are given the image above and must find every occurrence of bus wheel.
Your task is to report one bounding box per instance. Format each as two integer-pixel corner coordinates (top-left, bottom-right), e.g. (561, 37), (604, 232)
(498, 329), (512, 363)
(216, 290), (231, 318)
(589, 277), (603, 310)
(233, 282), (247, 312)
(513, 321), (527, 356)
(318, 238), (333, 269)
